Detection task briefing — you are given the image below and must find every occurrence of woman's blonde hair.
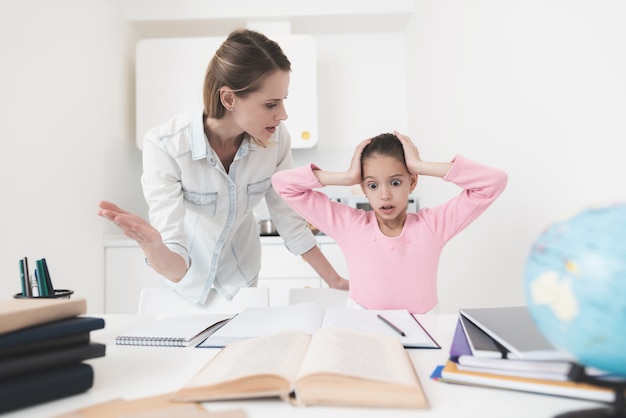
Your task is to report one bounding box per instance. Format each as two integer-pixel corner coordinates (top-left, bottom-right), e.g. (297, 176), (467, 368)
(203, 29), (291, 146)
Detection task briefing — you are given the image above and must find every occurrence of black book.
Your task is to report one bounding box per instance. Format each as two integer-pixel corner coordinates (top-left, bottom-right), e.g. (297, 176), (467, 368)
(0, 332), (91, 358)
(0, 362), (94, 413)
(0, 316), (105, 355)
(459, 307), (569, 360)
(0, 342), (106, 380)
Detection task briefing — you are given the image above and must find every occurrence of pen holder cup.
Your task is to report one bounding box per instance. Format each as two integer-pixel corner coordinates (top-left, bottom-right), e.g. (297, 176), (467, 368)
(13, 289), (74, 299)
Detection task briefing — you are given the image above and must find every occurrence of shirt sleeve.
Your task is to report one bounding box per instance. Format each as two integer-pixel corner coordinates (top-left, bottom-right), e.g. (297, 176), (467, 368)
(264, 126), (318, 256)
(140, 131), (191, 267)
(421, 155), (508, 244)
(272, 163), (362, 243)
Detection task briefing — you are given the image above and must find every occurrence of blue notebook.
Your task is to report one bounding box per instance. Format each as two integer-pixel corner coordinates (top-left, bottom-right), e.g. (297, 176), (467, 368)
(0, 363), (94, 414)
(0, 316), (105, 357)
(0, 342), (106, 380)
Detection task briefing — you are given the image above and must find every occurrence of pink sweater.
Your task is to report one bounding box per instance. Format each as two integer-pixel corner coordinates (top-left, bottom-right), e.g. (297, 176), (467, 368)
(272, 156), (507, 313)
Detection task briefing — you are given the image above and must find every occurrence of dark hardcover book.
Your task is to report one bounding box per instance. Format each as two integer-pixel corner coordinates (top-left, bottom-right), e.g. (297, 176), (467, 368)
(0, 316), (105, 352)
(459, 306), (568, 360)
(0, 362), (94, 413)
(0, 332), (91, 358)
(0, 342), (105, 380)
(458, 313), (507, 358)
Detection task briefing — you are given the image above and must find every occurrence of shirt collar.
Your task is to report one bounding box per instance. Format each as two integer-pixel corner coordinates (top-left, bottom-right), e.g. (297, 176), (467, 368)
(190, 111), (208, 160)
(190, 110), (261, 163)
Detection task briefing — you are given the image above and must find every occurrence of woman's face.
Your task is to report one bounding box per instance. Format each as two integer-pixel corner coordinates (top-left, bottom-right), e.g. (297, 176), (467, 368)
(232, 70), (290, 141)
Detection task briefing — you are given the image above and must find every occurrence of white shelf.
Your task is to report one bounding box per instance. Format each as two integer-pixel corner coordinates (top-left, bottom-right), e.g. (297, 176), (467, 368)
(126, 0), (414, 22)
(125, 0), (414, 37)
(104, 234), (336, 247)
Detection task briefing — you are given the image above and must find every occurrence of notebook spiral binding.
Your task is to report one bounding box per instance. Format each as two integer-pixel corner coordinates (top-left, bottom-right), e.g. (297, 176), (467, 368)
(115, 336), (188, 347)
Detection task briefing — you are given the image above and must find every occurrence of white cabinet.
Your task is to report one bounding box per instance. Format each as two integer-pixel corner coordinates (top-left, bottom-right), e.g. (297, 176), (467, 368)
(104, 235), (348, 312)
(256, 235), (348, 306)
(104, 238), (167, 314)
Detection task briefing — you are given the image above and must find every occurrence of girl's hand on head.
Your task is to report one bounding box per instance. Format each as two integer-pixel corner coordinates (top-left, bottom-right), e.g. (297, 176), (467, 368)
(346, 138), (371, 184)
(394, 131), (422, 174)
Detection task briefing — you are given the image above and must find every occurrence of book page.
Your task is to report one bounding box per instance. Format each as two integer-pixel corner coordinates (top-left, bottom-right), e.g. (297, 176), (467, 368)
(0, 297), (87, 334)
(296, 328), (418, 386)
(184, 330), (311, 388)
(321, 307), (439, 348)
(55, 393), (246, 418)
(199, 303), (325, 347)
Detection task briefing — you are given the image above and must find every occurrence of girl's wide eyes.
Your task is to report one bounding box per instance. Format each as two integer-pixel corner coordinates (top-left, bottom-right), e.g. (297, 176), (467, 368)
(367, 180), (401, 190)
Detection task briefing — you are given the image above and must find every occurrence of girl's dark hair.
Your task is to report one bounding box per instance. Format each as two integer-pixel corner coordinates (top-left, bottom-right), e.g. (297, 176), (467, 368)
(203, 29), (291, 120)
(360, 133), (407, 178)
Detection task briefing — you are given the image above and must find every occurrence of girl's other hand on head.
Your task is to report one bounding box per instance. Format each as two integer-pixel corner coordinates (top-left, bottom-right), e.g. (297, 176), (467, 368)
(346, 138), (372, 184)
(393, 130), (422, 171)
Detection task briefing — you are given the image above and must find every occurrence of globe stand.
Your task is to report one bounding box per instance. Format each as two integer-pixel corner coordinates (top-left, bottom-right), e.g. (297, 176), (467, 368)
(554, 364), (626, 418)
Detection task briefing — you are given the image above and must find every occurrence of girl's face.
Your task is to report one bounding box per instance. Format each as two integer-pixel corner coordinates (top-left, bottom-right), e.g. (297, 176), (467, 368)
(361, 154), (417, 224)
(231, 70), (290, 141)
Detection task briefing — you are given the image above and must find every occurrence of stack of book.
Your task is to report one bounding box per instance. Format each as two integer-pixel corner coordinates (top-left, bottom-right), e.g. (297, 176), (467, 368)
(0, 297), (106, 413)
(431, 306), (617, 403)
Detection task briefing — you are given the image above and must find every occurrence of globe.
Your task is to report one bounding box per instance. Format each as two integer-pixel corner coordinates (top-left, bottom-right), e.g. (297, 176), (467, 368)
(524, 202), (626, 378)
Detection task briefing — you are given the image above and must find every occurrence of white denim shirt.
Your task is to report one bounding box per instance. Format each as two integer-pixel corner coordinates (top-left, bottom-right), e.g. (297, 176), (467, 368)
(141, 112), (317, 305)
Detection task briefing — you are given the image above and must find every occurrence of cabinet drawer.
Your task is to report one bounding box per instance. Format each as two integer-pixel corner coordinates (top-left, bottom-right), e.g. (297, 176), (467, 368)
(258, 277), (321, 306)
(105, 246), (166, 314)
(259, 245), (318, 278)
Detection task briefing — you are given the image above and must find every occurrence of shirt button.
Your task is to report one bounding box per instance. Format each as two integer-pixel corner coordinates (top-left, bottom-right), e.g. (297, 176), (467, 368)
(390, 246), (395, 251)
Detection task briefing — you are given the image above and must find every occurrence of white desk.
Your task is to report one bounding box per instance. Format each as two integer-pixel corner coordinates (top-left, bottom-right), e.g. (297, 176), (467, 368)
(5, 314), (604, 418)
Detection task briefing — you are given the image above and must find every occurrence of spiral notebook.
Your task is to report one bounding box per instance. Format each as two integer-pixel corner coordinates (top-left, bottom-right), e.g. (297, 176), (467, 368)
(116, 314), (233, 347)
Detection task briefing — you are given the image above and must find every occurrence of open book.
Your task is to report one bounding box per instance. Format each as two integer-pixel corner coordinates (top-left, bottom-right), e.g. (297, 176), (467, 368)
(199, 302), (439, 349)
(174, 327), (429, 409)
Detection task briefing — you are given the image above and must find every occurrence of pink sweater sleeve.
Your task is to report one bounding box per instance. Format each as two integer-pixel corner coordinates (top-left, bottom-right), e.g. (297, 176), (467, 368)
(272, 164), (362, 241)
(423, 155), (508, 243)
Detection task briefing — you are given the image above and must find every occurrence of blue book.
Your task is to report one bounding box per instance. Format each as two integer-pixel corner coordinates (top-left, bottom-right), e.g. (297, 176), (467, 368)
(0, 363), (94, 413)
(0, 316), (105, 353)
(0, 342), (106, 380)
(449, 318), (472, 361)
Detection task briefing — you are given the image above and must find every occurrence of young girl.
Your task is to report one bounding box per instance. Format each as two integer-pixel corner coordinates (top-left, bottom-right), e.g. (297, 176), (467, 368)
(272, 131), (507, 314)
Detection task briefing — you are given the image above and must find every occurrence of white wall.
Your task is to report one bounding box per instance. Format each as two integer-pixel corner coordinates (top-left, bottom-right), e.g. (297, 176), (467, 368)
(1, 0), (624, 313)
(0, 0), (138, 312)
(405, 0), (626, 312)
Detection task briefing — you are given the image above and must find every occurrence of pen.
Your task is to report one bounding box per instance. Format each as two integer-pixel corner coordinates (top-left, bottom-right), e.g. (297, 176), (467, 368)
(377, 314), (406, 337)
(30, 271), (40, 297)
(36, 259), (49, 296)
(41, 258), (55, 294)
(19, 259), (31, 297)
(23, 257), (33, 297)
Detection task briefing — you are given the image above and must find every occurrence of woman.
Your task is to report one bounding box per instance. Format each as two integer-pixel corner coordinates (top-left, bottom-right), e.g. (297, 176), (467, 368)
(99, 29), (348, 306)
